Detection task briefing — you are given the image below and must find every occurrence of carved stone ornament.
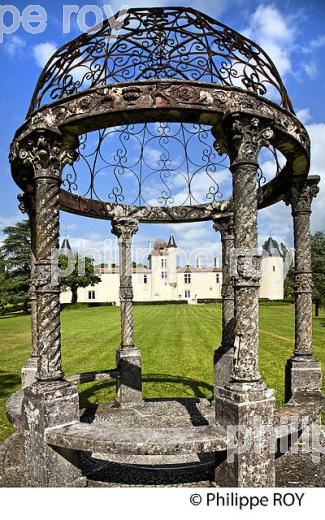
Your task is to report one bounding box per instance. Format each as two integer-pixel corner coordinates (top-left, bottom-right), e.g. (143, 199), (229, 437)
(111, 217), (139, 239)
(213, 215), (234, 238)
(235, 254), (261, 284)
(17, 192), (34, 215)
(225, 115), (274, 164)
(286, 181), (320, 213)
(10, 130), (77, 179)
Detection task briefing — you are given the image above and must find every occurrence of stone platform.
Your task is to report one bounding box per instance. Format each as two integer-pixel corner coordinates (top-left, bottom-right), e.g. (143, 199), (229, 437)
(1, 397), (325, 487)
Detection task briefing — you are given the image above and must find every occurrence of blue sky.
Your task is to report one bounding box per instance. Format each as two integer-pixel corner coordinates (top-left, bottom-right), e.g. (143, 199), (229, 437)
(0, 0), (324, 265)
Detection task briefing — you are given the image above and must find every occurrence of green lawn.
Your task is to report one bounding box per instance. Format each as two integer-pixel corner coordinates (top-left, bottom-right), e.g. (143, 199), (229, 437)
(0, 303), (324, 443)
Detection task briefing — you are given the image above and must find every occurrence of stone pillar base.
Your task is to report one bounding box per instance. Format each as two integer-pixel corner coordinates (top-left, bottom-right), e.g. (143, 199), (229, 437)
(116, 347), (142, 404)
(215, 385), (275, 487)
(285, 356), (323, 402)
(22, 380), (86, 487)
(21, 357), (38, 388)
(214, 346), (234, 392)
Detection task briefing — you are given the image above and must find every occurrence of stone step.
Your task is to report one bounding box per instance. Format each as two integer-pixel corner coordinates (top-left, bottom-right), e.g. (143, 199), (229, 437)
(65, 369), (119, 385)
(90, 452), (214, 467)
(45, 422), (228, 456)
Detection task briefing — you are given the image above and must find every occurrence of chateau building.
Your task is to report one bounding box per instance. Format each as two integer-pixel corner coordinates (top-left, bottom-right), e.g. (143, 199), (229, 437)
(60, 235), (284, 305)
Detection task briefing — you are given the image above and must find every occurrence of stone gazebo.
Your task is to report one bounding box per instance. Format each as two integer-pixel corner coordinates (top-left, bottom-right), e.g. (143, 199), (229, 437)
(3, 7), (324, 487)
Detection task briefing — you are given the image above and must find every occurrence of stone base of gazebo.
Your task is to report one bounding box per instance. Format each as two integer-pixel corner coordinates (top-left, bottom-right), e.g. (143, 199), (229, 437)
(285, 357), (323, 402)
(21, 357), (37, 388)
(1, 396), (324, 488)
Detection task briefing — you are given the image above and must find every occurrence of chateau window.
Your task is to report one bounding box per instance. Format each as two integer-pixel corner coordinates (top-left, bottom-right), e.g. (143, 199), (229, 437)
(144, 274), (148, 284)
(185, 290), (191, 299)
(161, 271), (168, 279)
(273, 266), (276, 272)
(184, 273), (191, 284)
(88, 290), (95, 300)
(216, 274), (220, 283)
(161, 258), (167, 268)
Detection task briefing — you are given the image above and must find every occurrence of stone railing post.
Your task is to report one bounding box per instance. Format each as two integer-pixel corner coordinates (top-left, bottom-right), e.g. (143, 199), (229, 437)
(212, 214), (235, 389)
(285, 175), (323, 401)
(18, 192), (38, 387)
(10, 129), (84, 487)
(214, 114), (275, 487)
(112, 217), (142, 404)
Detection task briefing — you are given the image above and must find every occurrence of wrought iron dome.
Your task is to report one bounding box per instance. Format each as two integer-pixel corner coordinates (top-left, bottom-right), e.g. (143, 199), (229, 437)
(28, 6), (294, 114)
(11, 6), (310, 222)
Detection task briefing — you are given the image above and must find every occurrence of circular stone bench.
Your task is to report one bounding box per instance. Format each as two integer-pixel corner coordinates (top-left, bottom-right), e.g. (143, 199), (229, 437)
(45, 423), (228, 456)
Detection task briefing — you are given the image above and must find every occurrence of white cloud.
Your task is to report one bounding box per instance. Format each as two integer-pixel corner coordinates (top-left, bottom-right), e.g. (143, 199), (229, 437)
(258, 202), (293, 247)
(243, 5), (295, 77)
(302, 62), (318, 80)
(0, 215), (23, 229)
(296, 108), (312, 124)
(33, 42), (57, 68)
(310, 34), (325, 50)
(3, 35), (26, 57)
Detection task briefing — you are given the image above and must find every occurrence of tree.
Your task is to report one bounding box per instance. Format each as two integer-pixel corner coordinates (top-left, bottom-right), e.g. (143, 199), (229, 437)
(311, 232), (325, 316)
(284, 264), (294, 300)
(59, 253), (101, 304)
(0, 220), (31, 312)
(0, 252), (11, 314)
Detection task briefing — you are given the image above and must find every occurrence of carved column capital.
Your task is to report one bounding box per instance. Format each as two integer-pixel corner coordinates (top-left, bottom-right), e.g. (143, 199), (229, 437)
(212, 213), (234, 239)
(216, 114), (274, 165)
(286, 176), (320, 214)
(111, 217), (139, 240)
(10, 129), (77, 180)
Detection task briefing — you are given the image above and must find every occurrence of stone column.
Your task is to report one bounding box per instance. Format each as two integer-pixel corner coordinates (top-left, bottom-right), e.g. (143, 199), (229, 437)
(11, 129), (85, 487)
(112, 217), (142, 404)
(212, 214), (235, 389)
(285, 176), (323, 401)
(18, 192), (38, 387)
(214, 115), (275, 487)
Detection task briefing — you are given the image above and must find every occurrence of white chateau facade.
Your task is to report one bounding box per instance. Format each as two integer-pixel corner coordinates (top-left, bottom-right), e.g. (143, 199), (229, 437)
(60, 236), (284, 305)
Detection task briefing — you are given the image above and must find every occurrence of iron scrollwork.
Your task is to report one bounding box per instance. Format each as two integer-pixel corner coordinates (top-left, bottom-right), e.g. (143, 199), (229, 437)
(28, 7), (294, 114)
(62, 122), (228, 207)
